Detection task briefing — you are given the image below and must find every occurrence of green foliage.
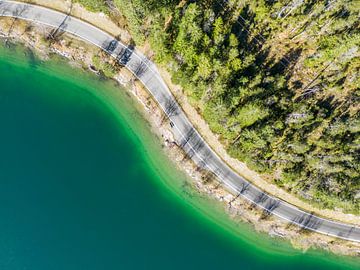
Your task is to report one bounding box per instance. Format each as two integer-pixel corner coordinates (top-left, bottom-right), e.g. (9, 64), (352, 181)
(92, 55), (116, 78)
(73, 0), (109, 13)
(236, 103), (269, 128)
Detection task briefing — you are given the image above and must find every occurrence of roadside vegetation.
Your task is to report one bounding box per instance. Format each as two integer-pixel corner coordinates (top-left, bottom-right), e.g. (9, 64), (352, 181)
(76, 0), (359, 213)
(74, 0), (109, 13)
(92, 54), (117, 77)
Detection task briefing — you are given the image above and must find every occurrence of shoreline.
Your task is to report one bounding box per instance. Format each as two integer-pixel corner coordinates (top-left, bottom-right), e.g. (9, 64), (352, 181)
(1, 14), (360, 257)
(3, 39), (360, 270)
(14, 0), (360, 226)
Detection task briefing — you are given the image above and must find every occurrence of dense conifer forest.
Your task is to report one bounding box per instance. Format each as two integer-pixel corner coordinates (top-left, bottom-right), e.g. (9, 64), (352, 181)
(76, 0), (359, 213)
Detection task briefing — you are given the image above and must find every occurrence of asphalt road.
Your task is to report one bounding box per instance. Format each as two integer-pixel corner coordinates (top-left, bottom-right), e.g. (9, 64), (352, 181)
(1, 0), (359, 242)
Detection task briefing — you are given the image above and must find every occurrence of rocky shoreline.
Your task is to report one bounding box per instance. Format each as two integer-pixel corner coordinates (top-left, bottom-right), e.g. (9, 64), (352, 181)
(1, 16), (360, 257)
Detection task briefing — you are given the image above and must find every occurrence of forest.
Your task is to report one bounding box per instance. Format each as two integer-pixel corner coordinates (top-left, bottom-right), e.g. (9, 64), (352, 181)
(75, 0), (360, 213)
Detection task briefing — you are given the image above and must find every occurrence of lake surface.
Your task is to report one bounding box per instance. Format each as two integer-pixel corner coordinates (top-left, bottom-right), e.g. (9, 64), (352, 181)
(0, 44), (358, 269)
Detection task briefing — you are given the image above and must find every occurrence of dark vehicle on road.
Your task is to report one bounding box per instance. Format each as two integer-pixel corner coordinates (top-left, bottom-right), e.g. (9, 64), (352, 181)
(106, 40), (118, 53)
(117, 45), (134, 66)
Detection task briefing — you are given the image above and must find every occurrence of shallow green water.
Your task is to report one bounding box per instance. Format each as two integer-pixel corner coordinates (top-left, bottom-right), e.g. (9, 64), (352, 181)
(0, 44), (358, 269)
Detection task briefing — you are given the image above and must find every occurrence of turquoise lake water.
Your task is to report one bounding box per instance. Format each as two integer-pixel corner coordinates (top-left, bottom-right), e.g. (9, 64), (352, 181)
(0, 44), (359, 269)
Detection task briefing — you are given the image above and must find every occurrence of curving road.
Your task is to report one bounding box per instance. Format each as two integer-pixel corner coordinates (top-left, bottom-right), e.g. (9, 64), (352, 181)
(1, 0), (359, 242)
